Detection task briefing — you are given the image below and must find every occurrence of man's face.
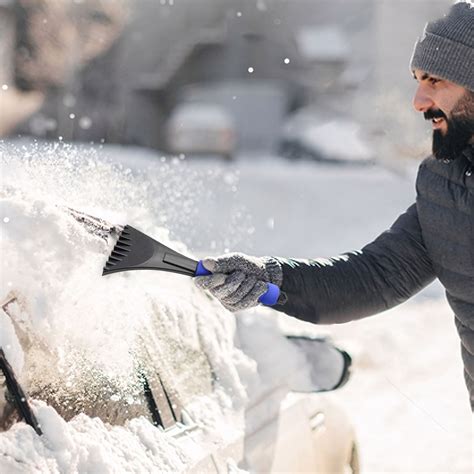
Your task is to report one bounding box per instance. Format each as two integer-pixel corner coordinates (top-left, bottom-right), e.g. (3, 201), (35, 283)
(412, 69), (474, 161)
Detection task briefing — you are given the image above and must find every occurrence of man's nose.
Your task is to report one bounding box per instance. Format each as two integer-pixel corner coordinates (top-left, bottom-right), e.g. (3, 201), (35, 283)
(413, 85), (434, 112)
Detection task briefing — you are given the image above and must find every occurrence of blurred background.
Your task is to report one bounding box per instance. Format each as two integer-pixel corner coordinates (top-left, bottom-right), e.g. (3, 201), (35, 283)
(0, 0), (452, 167)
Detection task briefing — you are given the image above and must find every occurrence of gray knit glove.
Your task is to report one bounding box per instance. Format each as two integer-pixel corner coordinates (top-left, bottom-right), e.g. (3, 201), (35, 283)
(194, 253), (283, 312)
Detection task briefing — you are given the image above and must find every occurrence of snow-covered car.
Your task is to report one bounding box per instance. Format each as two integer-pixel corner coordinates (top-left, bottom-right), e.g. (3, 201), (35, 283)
(1, 293), (359, 473)
(0, 145), (359, 472)
(165, 103), (236, 161)
(278, 107), (374, 165)
(0, 209), (359, 473)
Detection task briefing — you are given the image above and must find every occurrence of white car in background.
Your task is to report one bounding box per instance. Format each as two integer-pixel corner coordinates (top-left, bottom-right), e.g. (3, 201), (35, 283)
(166, 103), (236, 161)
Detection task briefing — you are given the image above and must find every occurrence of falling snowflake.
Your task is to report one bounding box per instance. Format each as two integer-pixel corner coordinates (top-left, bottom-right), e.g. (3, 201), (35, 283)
(79, 117), (92, 130)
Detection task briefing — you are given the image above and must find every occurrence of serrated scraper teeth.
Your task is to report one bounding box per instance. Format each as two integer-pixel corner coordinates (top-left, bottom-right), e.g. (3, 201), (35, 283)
(115, 248), (130, 255)
(111, 250), (127, 258)
(115, 243), (131, 251)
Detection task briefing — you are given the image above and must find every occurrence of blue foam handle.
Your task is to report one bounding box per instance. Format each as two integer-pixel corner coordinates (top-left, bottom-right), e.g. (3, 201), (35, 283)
(258, 282), (280, 306)
(195, 260), (280, 306)
(195, 260), (212, 276)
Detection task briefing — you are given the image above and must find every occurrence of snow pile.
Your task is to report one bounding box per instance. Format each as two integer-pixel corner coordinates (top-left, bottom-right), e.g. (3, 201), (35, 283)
(1, 403), (191, 473)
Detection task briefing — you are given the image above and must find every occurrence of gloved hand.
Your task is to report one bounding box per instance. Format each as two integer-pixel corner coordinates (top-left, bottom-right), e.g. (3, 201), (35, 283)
(194, 253), (283, 312)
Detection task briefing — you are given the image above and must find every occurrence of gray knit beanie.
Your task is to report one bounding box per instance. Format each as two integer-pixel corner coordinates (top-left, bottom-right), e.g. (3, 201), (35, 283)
(410, 1), (474, 91)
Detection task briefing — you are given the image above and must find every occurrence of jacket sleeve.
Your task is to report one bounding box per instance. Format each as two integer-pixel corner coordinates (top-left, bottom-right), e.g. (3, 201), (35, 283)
(272, 204), (436, 325)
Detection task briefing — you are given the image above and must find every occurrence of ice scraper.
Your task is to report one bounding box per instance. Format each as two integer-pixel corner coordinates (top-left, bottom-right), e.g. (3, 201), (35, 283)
(102, 225), (280, 306)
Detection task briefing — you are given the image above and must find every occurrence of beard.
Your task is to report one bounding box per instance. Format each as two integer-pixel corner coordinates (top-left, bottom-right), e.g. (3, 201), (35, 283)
(428, 91), (474, 162)
(432, 115), (474, 161)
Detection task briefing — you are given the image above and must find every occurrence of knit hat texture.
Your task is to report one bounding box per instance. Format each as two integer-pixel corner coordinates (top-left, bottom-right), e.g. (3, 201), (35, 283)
(410, 1), (474, 91)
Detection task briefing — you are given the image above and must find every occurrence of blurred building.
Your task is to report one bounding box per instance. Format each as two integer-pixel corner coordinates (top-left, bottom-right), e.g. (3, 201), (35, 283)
(0, 0), (452, 156)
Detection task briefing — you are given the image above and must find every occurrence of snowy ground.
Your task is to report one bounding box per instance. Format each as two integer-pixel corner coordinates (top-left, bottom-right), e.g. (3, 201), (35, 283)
(1, 140), (472, 472)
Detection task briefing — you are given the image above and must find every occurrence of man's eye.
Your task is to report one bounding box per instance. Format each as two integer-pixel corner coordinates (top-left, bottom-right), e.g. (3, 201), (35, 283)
(429, 78), (441, 85)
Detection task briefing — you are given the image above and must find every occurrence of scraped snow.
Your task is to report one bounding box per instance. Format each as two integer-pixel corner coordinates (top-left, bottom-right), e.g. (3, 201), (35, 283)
(0, 141), (252, 471)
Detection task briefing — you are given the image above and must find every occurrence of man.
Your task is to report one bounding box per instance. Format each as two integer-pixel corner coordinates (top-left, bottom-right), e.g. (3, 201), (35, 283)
(195, 2), (474, 410)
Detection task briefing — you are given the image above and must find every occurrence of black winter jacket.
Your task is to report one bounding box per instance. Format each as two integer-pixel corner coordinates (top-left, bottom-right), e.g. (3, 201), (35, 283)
(274, 145), (474, 410)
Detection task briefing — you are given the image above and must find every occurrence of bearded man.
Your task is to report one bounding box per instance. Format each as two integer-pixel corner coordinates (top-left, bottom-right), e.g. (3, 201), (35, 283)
(195, 2), (474, 410)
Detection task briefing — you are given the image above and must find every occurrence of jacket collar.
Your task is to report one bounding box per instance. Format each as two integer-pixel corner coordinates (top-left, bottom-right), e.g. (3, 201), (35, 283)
(462, 144), (474, 164)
